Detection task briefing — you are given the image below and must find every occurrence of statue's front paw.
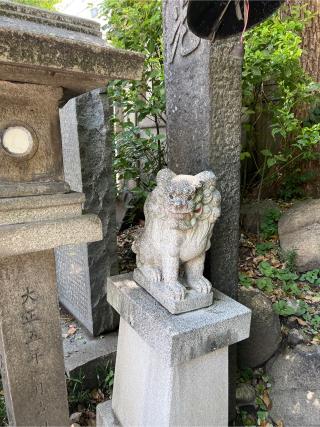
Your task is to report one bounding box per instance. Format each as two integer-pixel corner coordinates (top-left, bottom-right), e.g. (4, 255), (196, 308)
(150, 267), (162, 283)
(139, 266), (162, 283)
(188, 276), (212, 294)
(166, 282), (186, 301)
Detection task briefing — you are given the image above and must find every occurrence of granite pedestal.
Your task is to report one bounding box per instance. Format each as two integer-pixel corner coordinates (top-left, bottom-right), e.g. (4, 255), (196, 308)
(96, 274), (251, 427)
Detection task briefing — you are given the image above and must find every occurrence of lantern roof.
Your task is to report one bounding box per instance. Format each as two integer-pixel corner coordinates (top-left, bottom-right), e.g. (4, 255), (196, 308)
(0, 1), (144, 97)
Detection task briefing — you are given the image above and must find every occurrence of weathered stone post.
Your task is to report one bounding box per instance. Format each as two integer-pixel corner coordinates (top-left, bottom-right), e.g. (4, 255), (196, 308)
(163, 0), (243, 299)
(0, 2), (143, 425)
(162, 0), (243, 418)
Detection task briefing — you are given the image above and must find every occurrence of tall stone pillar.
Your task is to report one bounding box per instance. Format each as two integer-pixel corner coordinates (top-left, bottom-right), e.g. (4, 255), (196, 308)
(163, 0), (242, 299)
(163, 0), (243, 420)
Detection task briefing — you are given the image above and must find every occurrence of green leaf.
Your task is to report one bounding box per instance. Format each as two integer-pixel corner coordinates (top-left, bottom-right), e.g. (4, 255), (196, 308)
(300, 269), (320, 284)
(273, 299), (309, 316)
(267, 157), (277, 168)
(256, 277), (274, 293)
(239, 273), (253, 288)
(258, 261), (274, 277)
(261, 149), (272, 157)
(256, 242), (274, 255)
(240, 151), (251, 161)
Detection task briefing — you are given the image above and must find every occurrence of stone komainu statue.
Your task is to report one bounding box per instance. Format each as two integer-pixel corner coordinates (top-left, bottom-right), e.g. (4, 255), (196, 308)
(132, 168), (221, 301)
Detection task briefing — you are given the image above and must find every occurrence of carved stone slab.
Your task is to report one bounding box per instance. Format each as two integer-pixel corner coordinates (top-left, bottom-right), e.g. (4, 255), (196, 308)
(56, 89), (118, 336)
(0, 250), (69, 426)
(0, 194), (102, 426)
(56, 244), (93, 333)
(133, 268), (213, 314)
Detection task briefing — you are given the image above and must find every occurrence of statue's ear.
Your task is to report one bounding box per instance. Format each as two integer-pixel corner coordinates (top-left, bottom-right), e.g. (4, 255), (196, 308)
(156, 168), (176, 188)
(195, 170), (216, 188)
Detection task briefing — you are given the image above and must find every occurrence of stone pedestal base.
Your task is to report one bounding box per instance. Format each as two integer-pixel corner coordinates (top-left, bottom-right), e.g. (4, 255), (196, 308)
(97, 400), (118, 427)
(96, 274), (251, 427)
(98, 320), (228, 427)
(133, 268), (213, 314)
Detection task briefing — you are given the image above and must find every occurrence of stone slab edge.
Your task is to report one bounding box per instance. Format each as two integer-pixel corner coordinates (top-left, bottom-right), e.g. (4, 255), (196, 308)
(0, 181), (70, 198)
(0, 192), (85, 211)
(0, 0), (101, 36)
(107, 273), (251, 366)
(133, 268), (213, 314)
(0, 25), (144, 84)
(0, 214), (102, 257)
(97, 400), (119, 427)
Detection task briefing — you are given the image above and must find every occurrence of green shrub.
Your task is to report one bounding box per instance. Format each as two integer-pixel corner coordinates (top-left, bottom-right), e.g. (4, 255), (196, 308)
(0, 376), (7, 426)
(242, 6), (320, 199)
(260, 208), (281, 239)
(12, 0), (59, 9)
(102, 0), (166, 223)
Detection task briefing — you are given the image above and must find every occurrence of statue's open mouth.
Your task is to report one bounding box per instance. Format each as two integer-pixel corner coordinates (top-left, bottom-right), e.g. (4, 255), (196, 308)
(194, 206), (202, 214)
(169, 205), (202, 216)
(169, 209), (192, 216)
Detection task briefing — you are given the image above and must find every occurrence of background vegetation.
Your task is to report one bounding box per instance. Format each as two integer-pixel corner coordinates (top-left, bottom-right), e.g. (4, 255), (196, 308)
(242, 6), (320, 200)
(101, 1), (320, 223)
(102, 0), (166, 219)
(13, 0), (59, 9)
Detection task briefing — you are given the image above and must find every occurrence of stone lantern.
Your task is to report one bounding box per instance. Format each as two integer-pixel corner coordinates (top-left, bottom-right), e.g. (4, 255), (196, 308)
(0, 2), (143, 426)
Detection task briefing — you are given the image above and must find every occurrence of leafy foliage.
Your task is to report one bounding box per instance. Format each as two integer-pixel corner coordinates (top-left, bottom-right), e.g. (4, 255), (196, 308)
(96, 363), (114, 393)
(242, 7), (320, 199)
(273, 299), (309, 316)
(101, 0), (166, 222)
(279, 248), (297, 273)
(0, 377), (7, 426)
(260, 208), (281, 239)
(67, 370), (91, 412)
(12, 0), (59, 9)
(67, 364), (114, 414)
(255, 241), (275, 255)
(257, 258), (320, 336)
(239, 272), (254, 288)
(102, 1), (320, 214)
(237, 368), (272, 426)
(256, 277), (274, 293)
(300, 269), (320, 285)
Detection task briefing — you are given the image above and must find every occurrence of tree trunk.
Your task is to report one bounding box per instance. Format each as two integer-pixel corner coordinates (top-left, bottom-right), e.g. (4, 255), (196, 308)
(282, 0), (320, 196)
(283, 0), (320, 82)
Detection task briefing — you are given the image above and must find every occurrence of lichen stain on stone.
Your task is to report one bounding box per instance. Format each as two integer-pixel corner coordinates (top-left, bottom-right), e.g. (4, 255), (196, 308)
(0, 29), (144, 81)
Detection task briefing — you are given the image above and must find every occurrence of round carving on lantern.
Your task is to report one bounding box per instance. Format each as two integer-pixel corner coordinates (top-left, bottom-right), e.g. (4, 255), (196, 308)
(1, 124), (38, 160)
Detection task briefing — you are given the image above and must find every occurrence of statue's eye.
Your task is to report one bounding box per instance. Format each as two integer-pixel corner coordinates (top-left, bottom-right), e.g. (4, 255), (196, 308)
(169, 194), (174, 199)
